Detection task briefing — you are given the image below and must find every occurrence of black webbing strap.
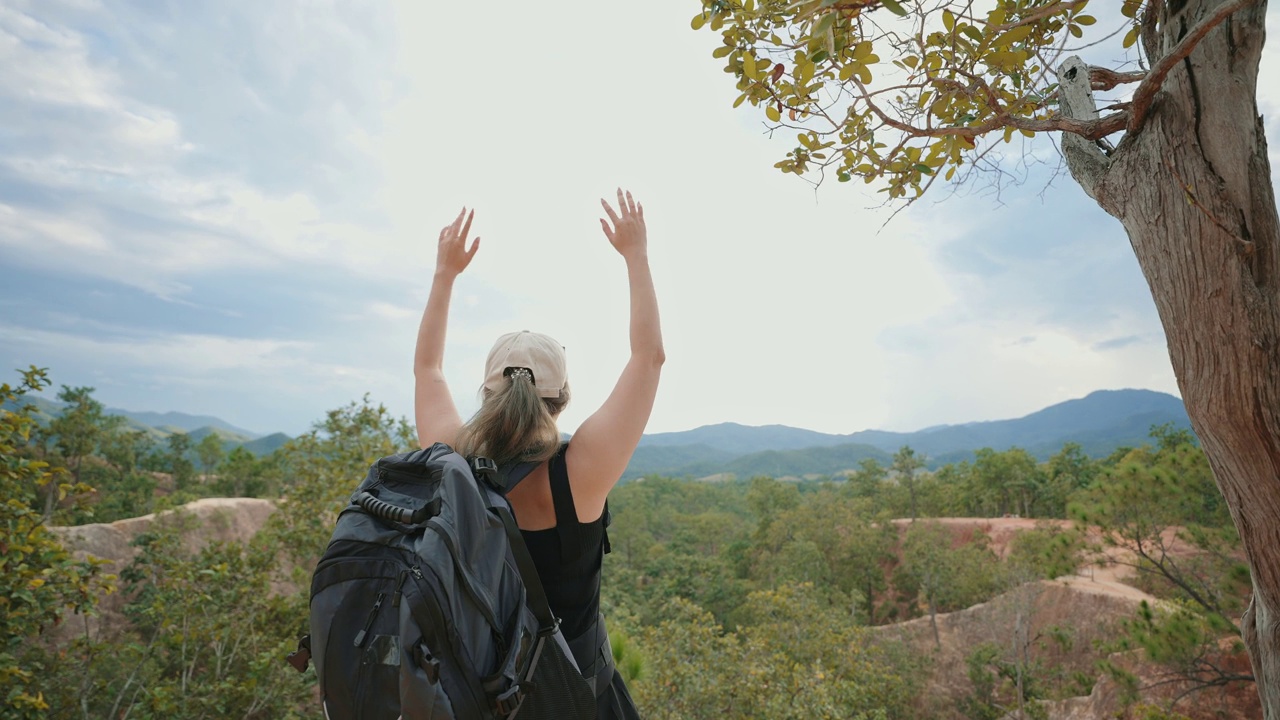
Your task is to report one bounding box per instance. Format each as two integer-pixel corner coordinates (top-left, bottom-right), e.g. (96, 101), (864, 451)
(547, 445), (581, 566)
(492, 504), (557, 634)
(566, 612), (616, 697)
(497, 461), (539, 494)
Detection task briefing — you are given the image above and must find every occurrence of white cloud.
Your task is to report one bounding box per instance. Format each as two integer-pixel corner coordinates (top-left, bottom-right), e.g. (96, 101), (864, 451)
(0, 0), (406, 296)
(0, 323), (310, 374)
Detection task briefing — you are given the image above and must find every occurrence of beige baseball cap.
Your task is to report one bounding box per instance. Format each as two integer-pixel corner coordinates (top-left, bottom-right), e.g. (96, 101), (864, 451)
(482, 331), (567, 399)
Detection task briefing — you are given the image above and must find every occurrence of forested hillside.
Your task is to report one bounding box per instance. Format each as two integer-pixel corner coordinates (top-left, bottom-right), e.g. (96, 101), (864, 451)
(8, 386), (1192, 484)
(625, 389), (1192, 479)
(1, 368), (1256, 718)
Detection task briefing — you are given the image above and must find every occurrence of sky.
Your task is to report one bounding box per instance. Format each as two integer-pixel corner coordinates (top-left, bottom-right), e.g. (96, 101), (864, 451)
(1, 0), (1278, 438)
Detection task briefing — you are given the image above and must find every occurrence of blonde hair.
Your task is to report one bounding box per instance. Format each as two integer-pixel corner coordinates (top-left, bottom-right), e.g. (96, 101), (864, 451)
(455, 372), (569, 467)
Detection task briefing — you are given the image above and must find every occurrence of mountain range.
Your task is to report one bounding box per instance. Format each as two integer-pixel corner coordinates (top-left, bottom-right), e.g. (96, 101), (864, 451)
(8, 388), (1191, 477)
(4, 396), (292, 456)
(624, 389), (1192, 480)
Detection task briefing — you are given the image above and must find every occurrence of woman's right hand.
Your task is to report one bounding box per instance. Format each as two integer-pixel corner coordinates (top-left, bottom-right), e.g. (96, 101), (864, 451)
(436, 207), (480, 278)
(600, 189), (647, 260)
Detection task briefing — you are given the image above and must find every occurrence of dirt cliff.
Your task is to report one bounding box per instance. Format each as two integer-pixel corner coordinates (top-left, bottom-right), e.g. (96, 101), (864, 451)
(876, 518), (1260, 720)
(49, 498), (277, 643)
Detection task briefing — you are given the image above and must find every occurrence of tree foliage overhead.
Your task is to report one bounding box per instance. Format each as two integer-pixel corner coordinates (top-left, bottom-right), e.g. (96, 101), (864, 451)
(690, 0), (1237, 198)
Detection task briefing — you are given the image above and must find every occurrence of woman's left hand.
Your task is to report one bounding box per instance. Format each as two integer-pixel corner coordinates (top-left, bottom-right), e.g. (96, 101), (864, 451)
(436, 208), (480, 278)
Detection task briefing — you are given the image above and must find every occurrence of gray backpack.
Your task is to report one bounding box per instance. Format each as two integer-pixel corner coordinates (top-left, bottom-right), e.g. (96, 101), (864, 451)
(287, 443), (598, 720)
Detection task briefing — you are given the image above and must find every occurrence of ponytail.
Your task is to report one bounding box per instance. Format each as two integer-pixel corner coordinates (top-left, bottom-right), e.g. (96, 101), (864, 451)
(455, 372), (569, 467)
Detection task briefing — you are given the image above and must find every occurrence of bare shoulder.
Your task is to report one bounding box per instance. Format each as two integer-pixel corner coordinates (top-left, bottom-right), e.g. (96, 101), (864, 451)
(562, 439), (616, 525)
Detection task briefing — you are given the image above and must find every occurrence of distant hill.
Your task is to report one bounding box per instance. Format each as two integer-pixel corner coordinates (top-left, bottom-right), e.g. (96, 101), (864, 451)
(3, 396), (168, 439)
(639, 423), (850, 454)
(243, 433), (292, 455)
(104, 408), (263, 439)
(3, 397), (288, 456)
(624, 443), (740, 477)
(843, 389), (1190, 460)
(717, 443), (892, 480)
(622, 389), (1191, 480)
(11, 387), (1189, 473)
(186, 427), (291, 456)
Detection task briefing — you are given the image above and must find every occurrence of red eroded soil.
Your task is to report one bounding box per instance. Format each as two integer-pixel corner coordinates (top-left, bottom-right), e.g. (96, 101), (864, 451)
(875, 517), (1260, 720)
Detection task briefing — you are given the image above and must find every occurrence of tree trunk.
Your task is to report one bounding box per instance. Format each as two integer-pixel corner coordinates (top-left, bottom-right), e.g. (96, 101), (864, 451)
(928, 599), (940, 649)
(1061, 1), (1280, 715)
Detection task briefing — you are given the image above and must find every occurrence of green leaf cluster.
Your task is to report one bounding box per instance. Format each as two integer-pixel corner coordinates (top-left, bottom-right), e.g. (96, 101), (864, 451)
(0, 368), (113, 717)
(691, 0), (1109, 198)
(631, 588), (919, 720)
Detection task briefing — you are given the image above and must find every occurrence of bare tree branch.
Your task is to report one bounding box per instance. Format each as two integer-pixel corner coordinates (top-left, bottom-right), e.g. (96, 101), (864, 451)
(1089, 66), (1146, 91)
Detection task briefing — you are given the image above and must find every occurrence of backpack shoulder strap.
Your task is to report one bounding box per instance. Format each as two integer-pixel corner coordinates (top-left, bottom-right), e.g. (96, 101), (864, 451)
(491, 504), (557, 634)
(498, 461), (540, 494)
(468, 456), (539, 495)
(469, 455), (558, 634)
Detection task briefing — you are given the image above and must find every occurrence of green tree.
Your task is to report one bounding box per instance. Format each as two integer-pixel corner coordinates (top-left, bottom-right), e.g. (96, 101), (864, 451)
(752, 488), (895, 623)
(94, 429), (160, 522)
(1071, 431), (1252, 698)
(195, 433), (225, 479)
(42, 385), (120, 522)
(1005, 523), (1085, 582)
(746, 475), (800, 540)
(34, 510), (313, 718)
(0, 368), (110, 717)
(688, 1), (1280, 709)
(213, 445), (265, 498)
(891, 445), (925, 520)
(846, 457), (888, 501)
(969, 448), (1043, 518)
(632, 593), (917, 720)
(920, 460), (970, 517)
(165, 432), (195, 494)
(1042, 443), (1098, 519)
(263, 395), (417, 576)
(896, 521), (1003, 647)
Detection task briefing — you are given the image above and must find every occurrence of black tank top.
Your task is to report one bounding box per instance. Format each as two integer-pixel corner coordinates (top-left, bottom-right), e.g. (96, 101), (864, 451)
(519, 444), (611, 640)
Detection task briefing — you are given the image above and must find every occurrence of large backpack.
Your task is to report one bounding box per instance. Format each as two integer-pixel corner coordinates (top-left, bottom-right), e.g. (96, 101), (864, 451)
(286, 442), (599, 720)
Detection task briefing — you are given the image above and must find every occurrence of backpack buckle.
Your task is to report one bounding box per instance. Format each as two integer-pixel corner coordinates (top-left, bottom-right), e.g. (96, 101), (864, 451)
(286, 635), (312, 673)
(470, 457), (500, 488)
(493, 684), (525, 716)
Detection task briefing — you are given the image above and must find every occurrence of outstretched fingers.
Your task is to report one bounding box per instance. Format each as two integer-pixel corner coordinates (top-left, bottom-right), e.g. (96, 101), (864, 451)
(441, 207), (466, 240)
(460, 208), (474, 241)
(601, 197), (620, 225)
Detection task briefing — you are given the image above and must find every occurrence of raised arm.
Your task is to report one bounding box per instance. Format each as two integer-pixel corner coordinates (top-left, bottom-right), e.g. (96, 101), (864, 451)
(566, 189), (665, 521)
(414, 208), (480, 448)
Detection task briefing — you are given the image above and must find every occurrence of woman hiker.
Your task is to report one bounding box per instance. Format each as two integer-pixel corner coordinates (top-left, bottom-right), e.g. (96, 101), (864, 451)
(413, 189), (663, 719)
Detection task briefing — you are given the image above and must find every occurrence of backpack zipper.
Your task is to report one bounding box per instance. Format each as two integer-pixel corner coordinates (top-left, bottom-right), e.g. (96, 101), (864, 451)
(353, 592), (386, 648)
(425, 519), (502, 635)
(392, 569), (409, 608)
(403, 563), (491, 716)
